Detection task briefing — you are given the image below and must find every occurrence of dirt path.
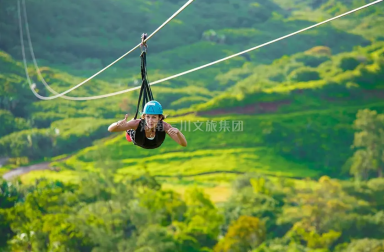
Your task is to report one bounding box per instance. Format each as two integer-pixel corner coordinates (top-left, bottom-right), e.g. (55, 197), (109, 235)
(2, 162), (52, 180)
(2, 156), (70, 181)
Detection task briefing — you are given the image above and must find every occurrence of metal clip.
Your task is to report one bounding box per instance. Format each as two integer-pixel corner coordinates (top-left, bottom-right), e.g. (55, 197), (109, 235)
(140, 33), (148, 54)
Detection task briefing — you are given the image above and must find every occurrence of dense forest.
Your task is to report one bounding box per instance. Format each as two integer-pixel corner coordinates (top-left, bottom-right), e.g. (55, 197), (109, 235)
(1, 0), (384, 251)
(1, 165), (384, 251)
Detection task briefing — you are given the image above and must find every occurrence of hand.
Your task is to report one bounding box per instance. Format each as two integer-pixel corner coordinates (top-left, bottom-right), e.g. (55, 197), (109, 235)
(167, 127), (180, 137)
(117, 114), (129, 126)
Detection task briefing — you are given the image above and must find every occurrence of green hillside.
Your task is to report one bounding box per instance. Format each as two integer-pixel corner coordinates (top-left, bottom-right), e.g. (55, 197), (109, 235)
(2, 0), (379, 72)
(3, 40), (384, 180)
(192, 41), (384, 113)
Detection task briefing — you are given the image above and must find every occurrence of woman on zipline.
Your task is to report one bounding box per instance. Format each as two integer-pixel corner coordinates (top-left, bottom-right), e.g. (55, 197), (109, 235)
(108, 100), (187, 148)
(107, 33), (187, 149)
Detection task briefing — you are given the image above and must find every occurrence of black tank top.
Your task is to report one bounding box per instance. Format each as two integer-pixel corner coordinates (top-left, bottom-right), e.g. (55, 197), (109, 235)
(133, 119), (166, 149)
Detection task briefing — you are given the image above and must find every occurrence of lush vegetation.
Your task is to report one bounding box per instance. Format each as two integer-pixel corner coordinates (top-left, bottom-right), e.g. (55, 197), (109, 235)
(192, 42), (384, 113)
(1, 170), (384, 251)
(3, 0), (380, 73)
(1, 0), (384, 250)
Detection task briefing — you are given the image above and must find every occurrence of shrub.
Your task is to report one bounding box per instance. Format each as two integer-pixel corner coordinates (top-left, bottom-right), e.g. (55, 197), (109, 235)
(289, 67), (321, 82)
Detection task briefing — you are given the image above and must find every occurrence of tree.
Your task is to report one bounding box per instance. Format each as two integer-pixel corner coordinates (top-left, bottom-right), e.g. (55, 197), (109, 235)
(280, 176), (365, 250)
(214, 215), (266, 252)
(339, 56), (360, 71)
(294, 53), (330, 68)
(335, 238), (384, 252)
(350, 109), (384, 179)
(172, 187), (224, 250)
(288, 67), (321, 82)
(133, 225), (178, 252)
(0, 179), (21, 249)
(223, 174), (286, 239)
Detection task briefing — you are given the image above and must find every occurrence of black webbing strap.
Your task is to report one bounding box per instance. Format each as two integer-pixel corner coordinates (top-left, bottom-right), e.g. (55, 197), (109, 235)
(133, 51), (154, 120)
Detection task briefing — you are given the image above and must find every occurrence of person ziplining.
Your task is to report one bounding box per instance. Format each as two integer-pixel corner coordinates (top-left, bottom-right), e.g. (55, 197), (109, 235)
(108, 34), (187, 149)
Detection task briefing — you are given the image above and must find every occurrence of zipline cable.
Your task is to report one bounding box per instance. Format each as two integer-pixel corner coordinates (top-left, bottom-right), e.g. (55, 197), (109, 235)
(18, 0), (195, 100)
(22, 0), (383, 101)
(21, 0), (61, 96)
(18, 0), (46, 99)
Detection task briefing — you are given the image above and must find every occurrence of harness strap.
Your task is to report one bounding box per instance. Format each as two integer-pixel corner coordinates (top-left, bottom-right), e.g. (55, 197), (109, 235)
(133, 40), (154, 120)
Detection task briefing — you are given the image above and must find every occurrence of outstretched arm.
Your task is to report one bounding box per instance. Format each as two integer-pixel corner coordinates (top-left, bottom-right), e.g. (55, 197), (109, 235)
(164, 122), (187, 147)
(108, 114), (140, 132)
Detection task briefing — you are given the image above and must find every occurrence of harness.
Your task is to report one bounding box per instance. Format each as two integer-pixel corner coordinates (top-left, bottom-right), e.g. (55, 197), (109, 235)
(127, 34), (165, 149)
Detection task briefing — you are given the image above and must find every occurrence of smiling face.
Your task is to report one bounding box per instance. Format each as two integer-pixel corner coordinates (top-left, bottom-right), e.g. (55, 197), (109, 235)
(144, 114), (161, 129)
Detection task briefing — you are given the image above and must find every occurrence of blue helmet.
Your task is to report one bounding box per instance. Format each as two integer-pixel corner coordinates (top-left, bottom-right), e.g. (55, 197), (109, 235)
(143, 100), (163, 115)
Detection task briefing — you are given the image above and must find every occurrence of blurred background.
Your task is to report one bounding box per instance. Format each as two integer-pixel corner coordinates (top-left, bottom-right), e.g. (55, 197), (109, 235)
(1, 0), (384, 251)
